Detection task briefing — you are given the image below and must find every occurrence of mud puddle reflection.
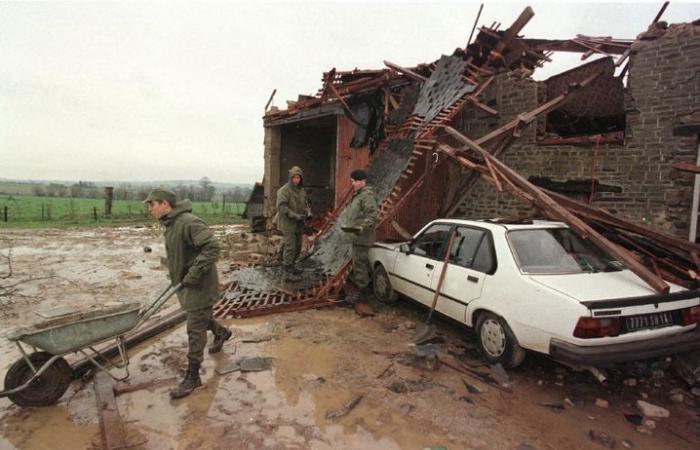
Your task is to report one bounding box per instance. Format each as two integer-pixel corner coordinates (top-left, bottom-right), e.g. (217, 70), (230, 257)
(111, 316), (445, 449)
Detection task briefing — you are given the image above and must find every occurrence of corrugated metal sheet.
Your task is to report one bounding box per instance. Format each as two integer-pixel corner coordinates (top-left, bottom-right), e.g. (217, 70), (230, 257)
(334, 115), (370, 207)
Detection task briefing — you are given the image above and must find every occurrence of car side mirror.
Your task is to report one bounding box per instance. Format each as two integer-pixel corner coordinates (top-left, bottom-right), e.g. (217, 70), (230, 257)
(399, 243), (410, 254)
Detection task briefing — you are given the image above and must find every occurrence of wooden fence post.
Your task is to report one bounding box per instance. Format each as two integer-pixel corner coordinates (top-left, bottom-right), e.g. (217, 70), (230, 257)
(104, 187), (114, 217)
(93, 207), (98, 222)
(3, 206), (7, 222)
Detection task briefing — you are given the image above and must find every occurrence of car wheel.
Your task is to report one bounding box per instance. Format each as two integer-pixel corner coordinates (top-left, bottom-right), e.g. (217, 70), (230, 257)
(475, 312), (526, 369)
(372, 264), (398, 304)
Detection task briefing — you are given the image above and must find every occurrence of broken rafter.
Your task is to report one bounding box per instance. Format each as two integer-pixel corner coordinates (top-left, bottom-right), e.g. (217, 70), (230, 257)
(545, 189), (700, 258)
(383, 60), (427, 82)
(673, 162), (700, 174)
(486, 7), (535, 67)
(442, 126), (670, 294)
(466, 3), (485, 48)
(476, 70), (602, 147)
(528, 38), (631, 56)
(264, 89), (277, 113)
(324, 68), (361, 125)
(443, 71), (601, 217)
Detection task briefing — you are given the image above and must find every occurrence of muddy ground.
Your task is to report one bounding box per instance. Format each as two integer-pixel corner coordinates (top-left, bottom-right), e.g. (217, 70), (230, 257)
(0, 226), (699, 450)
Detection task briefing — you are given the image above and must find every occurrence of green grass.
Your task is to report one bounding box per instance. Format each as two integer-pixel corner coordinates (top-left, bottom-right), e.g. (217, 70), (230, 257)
(0, 195), (245, 228)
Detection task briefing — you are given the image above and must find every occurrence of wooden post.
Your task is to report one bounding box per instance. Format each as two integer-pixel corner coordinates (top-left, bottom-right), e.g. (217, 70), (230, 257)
(41, 204), (44, 221)
(3, 206), (7, 222)
(222, 194), (226, 218)
(104, 186), (114, 217)
(93, 207), (98, 222)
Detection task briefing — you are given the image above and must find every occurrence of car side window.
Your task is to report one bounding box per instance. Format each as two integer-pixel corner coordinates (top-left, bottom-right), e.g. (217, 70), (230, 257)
(450, 227), (496, 274)
(472, 234), (496, 274)
(411, 224), (451, 259)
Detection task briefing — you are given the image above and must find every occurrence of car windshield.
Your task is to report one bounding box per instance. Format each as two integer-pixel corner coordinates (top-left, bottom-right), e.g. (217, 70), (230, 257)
(508, 228), (625, 274)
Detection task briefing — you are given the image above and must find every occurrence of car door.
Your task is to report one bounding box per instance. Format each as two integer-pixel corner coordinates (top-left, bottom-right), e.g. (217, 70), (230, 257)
(431, 226), (494, 323)
(391, 223), (452, 306)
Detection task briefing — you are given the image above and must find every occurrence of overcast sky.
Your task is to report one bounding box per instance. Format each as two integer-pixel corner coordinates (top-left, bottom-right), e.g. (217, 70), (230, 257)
(1, 1), (699, 185)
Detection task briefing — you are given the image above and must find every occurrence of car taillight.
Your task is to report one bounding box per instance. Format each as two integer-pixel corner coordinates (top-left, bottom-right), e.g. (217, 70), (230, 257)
(681, 306), (700, 326)
(573, 317), (620, 338)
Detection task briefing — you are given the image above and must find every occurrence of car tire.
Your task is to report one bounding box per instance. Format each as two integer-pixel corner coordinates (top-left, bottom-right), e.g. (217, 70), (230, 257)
(372, 264), (398, 304)
(475, 312), (526, 369)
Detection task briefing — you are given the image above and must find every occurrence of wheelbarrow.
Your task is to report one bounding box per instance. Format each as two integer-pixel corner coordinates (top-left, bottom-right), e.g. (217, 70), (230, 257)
(0, 283), (181, 407)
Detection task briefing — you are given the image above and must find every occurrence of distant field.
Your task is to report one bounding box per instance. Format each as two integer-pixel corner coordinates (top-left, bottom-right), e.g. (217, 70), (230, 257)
(0, 181), (36, 196)
(0, 195), (245, 228)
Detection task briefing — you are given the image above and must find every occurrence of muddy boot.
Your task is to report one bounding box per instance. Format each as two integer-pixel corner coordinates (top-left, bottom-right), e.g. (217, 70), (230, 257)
(170, 362), (202, 399)
(208, 328), (233, 354)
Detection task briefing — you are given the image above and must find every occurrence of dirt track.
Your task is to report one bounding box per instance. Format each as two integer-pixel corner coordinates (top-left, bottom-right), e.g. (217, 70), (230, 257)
(1, 226), (699, 449)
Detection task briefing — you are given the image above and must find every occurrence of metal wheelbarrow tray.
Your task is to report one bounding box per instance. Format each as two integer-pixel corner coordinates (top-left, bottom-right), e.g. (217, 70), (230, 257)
(6, 302), (142, 355)
(0, 284), (181, 407)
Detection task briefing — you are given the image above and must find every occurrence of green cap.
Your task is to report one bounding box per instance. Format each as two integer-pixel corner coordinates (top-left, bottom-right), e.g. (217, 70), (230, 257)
(143, 187), (177, 205)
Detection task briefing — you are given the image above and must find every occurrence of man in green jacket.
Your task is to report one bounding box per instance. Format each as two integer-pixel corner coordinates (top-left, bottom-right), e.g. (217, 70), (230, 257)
(144, 188), (232, 399)
(341, 169), (379, 302)
(276, 166), (310, 279)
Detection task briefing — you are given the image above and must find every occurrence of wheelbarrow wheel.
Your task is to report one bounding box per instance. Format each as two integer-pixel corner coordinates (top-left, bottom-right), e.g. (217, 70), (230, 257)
(4, 351), (72, 407)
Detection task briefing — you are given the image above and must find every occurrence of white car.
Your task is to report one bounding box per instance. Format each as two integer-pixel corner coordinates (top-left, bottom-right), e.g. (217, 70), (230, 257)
(369, 219), (700, 368)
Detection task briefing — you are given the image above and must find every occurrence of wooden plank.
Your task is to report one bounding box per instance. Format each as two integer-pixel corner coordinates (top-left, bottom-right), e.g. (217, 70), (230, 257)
(442, 128), (670, 294)
(443, 71), (602, 217)
(545, 189), (700, 254)
(113, 377), (178, 396)
(391, 220), (414, 240)
(474, 71), (601, 146)
(325, 69), (361, 125)
(486, 7), (535, 67)
(673, 162), (700, 174)
(383, 60), (427, 82)
(94, 371), (129, 450)
(468, 98), (498, 116)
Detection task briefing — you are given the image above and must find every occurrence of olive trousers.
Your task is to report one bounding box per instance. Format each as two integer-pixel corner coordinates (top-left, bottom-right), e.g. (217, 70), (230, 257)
(186, 307), (228, 364)
(350, 244), (371, 290)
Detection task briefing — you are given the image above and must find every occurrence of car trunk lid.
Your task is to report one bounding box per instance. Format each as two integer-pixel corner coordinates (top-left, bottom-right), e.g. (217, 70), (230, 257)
(529, 270), (696, 307)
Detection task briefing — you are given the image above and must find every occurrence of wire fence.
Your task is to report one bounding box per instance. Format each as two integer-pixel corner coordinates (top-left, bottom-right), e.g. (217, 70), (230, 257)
(0, 196), (245, 227)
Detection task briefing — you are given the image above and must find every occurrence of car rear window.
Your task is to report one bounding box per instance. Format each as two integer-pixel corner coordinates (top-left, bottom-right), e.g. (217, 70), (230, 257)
(508, 228), (625, 274)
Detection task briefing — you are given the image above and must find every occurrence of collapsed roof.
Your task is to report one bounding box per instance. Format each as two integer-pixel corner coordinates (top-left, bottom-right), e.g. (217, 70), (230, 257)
(217, 5), (699, 319)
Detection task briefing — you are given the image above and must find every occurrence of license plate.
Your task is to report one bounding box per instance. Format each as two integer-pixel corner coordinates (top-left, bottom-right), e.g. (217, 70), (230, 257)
(625, 312), (673, 332)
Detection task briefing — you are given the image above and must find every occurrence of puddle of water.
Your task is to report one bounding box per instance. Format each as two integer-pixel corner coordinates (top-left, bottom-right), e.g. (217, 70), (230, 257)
(0, 403), (98, 450)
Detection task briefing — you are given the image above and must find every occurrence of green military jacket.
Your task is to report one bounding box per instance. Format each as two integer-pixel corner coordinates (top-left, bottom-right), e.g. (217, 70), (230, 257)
(160, 200), (221, 311)
(276, 168), (308, 233)
(344, 185), (379, 246)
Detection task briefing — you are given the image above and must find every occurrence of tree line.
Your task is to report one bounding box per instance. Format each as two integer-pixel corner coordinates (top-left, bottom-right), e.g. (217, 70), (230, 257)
(30, 177), (252, 203)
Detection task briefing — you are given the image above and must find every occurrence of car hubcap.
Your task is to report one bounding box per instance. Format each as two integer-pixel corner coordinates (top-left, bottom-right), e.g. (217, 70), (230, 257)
(481, 319), (506, 357)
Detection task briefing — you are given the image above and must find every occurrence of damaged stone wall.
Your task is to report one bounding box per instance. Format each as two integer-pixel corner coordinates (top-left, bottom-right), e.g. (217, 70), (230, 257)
(625, 23), (700, 236)
(456, 22), (700, 239)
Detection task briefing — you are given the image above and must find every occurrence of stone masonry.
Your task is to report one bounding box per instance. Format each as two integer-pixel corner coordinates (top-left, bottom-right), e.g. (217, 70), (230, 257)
(455, 22), (700, 240)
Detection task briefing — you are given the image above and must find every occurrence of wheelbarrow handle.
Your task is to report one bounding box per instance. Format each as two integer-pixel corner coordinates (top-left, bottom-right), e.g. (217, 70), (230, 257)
(136, 283), (183, 327)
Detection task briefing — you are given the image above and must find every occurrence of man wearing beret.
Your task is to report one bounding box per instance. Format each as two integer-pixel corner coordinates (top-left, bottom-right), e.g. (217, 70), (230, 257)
(275, 166), (310, 280)
(341, 169), (379, 302)
(144, 187), (232, 399)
